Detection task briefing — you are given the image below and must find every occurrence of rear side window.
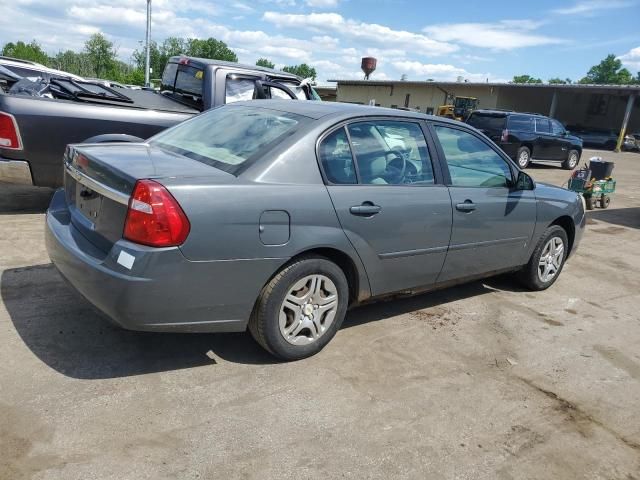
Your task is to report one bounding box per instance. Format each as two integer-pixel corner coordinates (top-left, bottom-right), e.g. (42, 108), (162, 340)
(535, 118), (551, 133)
(318, 128), (357, 184)
(149, 106), (306, 175)
(467, 113), (506, 131)
(508, 115), (534, 132)
(226, 77), (257, 103)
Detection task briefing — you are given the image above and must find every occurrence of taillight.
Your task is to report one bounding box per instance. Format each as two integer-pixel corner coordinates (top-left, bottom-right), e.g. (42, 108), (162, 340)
(123, 179), (190, 247)
(0, 112), (22, 150)
(501, 129), (509, 142)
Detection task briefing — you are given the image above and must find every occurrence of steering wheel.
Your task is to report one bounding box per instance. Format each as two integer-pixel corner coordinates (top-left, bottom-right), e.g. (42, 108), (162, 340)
(385, 148), (407, 181)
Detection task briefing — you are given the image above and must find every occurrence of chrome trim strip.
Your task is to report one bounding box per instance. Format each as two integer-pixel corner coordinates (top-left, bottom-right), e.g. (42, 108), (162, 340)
(0, 159), (32, 185)
(379, 245), (448, 259)
(448, 236), (528, 252)
(65, 162), (129, 205)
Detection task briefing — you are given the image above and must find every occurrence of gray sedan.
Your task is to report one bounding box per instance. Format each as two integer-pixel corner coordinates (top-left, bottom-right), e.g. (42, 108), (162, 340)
(46, 100), (585, 360)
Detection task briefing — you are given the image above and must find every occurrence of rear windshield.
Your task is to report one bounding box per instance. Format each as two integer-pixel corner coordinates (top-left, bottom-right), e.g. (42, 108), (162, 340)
(467, 113), (506, 131)
(149, 106), (307, 175)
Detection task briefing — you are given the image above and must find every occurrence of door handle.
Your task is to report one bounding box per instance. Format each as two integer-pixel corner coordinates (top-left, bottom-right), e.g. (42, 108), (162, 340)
(350, 203), (382, 216)
(455, 200), (476, 212)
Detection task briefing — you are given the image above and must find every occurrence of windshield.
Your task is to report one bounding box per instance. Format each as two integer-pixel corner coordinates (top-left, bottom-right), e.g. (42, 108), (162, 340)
(149, 106), (307, 175)
(467, 113), (506, 131)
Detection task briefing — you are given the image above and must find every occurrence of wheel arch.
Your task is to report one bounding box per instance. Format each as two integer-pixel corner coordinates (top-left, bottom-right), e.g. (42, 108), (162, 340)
(550, 215), (575, 255)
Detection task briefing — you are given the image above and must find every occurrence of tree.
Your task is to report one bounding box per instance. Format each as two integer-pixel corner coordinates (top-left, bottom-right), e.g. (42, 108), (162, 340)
(512, 74), (543, 84)
(256, 58), (275, 69)
(1, 40), (50, 65)
(186, 38), (237, 62)
(548, 77), (570, 84)
(84, 33), (118, 78)
(580, 54), (633, 84)
(51, 50), (95, 77)
(282, 64), (317, 80)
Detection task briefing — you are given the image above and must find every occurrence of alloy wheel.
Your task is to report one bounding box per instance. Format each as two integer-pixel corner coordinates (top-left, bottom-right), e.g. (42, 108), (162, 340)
(537, 237), (564, 283)
(279, 274), (339, 345)
(518, 150), (529, 167)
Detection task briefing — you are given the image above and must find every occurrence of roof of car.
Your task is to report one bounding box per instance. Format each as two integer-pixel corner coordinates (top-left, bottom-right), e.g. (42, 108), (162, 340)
(229, 99), (461, 121)
(471, 109), (546, 117)
(167, 56), (302, 80)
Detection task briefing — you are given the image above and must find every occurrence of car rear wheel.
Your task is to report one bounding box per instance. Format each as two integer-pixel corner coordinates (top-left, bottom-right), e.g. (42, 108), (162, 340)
(517, 225), (568, 291)
(562, 149), (580, 170)
(248, 256), (349, 360)
(516, 146), (531, 169)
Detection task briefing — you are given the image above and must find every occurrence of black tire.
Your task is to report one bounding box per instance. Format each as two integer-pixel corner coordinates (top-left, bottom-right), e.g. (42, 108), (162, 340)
(562, 149), (580, 170)
(517, 225), (569, 291)
(600, 195), (610, 209)
(516, 146), (531, 169)
(585, 195), (595, 210)
(248, 256), (349, 361)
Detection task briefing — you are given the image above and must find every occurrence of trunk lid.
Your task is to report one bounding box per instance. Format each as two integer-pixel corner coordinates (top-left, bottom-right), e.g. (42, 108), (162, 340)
(63, 142), (234, 253)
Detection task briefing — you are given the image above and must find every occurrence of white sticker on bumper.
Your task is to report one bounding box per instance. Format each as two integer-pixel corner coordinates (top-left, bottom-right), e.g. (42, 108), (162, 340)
(117, 250), (135, 270)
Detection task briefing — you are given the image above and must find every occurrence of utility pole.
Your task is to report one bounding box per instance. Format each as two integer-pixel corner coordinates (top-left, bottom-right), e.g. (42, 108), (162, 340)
(144, 0), (151, 88)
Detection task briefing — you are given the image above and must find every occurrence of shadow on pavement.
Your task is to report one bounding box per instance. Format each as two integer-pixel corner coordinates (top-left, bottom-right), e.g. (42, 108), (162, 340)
(588, 207), (640, 230)
(0, 184), (53, 214)
(3, 261), (522, 379)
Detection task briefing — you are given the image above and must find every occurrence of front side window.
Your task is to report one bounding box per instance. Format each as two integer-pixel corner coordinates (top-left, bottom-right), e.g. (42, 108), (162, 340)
(434, 125), (512, 188)
(535, 118), (551, 134)
(551, 120), (565, 136)
(226, 77), (257, 103)
(347, 121), (435, 185)
(270, 81), (307, 100)
(318, 128), (357, 184)
(150, 106), (305, 175)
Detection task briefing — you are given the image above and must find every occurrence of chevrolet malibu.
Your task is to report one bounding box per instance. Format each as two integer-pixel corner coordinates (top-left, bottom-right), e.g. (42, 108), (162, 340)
(46, 100), (585, 360)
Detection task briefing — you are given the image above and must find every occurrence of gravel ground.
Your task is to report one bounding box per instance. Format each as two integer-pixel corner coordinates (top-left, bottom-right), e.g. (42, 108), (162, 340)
(1, 149), (639, 479)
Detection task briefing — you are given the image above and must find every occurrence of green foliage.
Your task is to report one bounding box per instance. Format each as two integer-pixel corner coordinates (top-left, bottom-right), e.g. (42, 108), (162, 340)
(256, 58), (275, 69)
(580, 54), (633, 84)
(186, 38), (237, 62)
(548, 77), (572, 84)
(512, 74), (543, 84)
(84, 33), (118, 78)
(282, 64), (317, 80)
(1, 40), (49, 65)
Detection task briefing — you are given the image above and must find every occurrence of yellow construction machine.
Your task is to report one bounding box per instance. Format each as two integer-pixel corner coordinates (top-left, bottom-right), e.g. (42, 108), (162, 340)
(437, 96), (479, 122)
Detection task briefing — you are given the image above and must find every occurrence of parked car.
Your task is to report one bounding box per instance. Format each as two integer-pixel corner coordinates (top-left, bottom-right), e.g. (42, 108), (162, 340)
(0, 55), (84, 82)
(467, 110), (582, 169)
(566, 126), (618, 150)
(45, 101), (585, 360)
(0, 57), (315, 187)
(623, 132), (640, 151)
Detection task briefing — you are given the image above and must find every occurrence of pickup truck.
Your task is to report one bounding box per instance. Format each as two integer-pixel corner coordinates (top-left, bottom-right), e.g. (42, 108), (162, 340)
(0, 56), (316, 187)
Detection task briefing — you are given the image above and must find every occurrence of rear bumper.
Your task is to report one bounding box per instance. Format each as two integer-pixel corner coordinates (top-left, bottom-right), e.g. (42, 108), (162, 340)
(45, 189), (286, 333)
(0, 158), (32, 185)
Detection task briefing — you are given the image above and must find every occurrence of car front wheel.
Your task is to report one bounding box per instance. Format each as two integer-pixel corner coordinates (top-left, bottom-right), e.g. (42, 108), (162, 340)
(562, 149), (580, 170)
(248, 256), (349, 360)
(517, 225), (569, 291)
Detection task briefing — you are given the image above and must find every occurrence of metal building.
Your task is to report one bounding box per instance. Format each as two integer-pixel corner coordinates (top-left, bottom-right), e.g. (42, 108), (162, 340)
(330, 79), (639, 148)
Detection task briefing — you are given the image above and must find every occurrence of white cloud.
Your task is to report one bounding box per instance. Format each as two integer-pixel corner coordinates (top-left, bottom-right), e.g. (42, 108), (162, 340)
(305, 0), (339, 7)
(424, 20), (564, 50)
(551, 0), (635, 15)
(263, 12), (458, 56)
(618, 46), (640, 71)
(391, 60), (506, 82)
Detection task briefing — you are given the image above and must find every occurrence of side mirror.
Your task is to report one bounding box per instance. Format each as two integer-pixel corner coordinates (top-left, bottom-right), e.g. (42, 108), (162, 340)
(515, 171), (535, 190)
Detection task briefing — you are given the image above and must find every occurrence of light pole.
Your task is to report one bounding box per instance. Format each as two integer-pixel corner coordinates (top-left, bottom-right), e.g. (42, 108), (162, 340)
(144, 0), (151, 87)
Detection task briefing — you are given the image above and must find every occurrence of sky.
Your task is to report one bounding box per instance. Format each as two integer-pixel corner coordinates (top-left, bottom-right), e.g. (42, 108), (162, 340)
(1, 0), (639, 84)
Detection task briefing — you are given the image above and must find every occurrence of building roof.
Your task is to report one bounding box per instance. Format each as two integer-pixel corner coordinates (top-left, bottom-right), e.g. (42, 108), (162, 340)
(329, 79), (640, 93)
